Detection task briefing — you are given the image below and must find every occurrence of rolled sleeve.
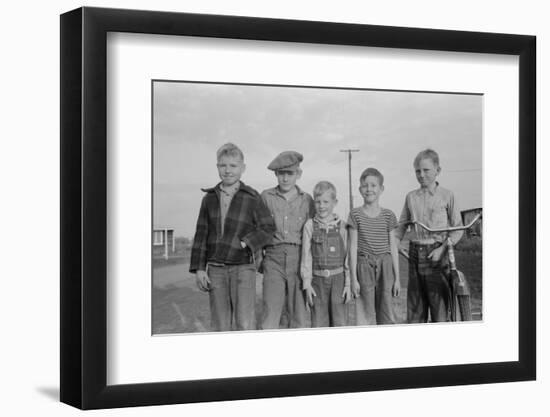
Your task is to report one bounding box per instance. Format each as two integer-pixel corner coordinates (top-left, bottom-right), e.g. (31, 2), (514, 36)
(300, 219), (314, 287)
(447, 192), (464, 245)
(394, 198), (410, 241)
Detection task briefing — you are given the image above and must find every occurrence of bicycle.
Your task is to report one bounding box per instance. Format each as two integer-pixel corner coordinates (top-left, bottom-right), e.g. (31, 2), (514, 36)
(399, 212), (482, 322)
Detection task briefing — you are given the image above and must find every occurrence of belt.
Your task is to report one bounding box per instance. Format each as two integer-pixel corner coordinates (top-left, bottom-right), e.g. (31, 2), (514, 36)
(266, 243), (301, 249)
(358, 252), (390, 260)
(411, 239), (437, 245)
(410, 240), (442, 249)
(313, 267), (344, 277)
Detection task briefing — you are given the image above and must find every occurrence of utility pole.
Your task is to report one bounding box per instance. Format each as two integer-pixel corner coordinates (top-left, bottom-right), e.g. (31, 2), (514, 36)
(340, 149), (359, 213)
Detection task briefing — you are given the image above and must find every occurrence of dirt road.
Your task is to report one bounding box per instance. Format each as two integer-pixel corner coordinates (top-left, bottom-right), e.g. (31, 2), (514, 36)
(153, 261), (407, 334)
(153, 249), (481, 334)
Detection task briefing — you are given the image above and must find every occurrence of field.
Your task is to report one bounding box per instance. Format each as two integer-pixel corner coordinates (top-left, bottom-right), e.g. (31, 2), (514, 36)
(152, 238), (482, 334)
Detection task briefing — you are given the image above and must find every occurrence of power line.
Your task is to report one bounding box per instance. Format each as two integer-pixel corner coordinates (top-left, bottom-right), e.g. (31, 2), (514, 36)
(340, 149), (359, 213)
(445, 168), (482, 173)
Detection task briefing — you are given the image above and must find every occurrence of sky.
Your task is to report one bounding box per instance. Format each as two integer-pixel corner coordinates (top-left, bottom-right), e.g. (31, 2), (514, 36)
(153, 81), (482, 238)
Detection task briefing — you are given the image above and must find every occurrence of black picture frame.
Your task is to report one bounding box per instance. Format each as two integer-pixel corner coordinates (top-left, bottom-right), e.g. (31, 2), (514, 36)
(60, 6), (536, 410)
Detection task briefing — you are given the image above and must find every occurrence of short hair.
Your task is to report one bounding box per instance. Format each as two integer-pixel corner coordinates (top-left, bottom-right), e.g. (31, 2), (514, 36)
(359, 167), (384, 186)
(413, 148), (440, 169)
(216, 142), (244, 162)
(313, 181), (337, 200)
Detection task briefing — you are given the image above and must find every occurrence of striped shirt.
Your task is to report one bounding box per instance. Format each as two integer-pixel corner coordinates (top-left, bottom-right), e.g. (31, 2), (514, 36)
(347, 207), (397, 256)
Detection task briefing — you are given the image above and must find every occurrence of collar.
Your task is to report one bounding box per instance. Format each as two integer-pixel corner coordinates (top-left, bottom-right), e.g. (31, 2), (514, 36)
(313, 213), (341, 227)
(201, 181), (256, 196)
(220, 181), (240, 196)
(265, 185), (305, 197)
(416, 181), (440, 196)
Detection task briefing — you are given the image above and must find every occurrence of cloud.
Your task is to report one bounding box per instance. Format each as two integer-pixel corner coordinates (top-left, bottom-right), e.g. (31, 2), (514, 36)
(153, 81), (482, 237)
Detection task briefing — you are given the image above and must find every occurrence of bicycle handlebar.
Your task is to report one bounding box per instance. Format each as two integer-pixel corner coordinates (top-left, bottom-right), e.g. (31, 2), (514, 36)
(404, 213), (482, 234)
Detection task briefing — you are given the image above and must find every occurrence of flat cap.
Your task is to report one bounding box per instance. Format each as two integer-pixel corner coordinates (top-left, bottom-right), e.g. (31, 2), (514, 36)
(267, 151), (303, 171)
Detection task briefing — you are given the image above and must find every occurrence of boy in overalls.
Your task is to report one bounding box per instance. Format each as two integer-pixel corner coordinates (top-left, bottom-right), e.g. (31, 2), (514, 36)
(301, 181), (351, 327)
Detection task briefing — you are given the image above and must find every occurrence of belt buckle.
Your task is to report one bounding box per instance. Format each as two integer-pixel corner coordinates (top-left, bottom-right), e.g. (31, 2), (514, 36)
(323, 269), (330, 277)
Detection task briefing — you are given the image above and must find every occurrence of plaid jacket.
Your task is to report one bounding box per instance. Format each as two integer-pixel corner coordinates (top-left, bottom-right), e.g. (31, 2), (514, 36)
(189, 182), (276, 272)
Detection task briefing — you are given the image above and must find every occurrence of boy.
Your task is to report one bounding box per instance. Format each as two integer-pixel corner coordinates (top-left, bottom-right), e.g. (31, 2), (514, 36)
(260, 151), (315, 329)
(301, 181), (351, 327)
(348, 168), (400, 325)
(189, 143), (275, 332)
(394, 149), (464, 323)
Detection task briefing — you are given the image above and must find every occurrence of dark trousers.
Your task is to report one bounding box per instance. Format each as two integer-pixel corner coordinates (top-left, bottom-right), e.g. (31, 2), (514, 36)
(407, 242), (450, 323)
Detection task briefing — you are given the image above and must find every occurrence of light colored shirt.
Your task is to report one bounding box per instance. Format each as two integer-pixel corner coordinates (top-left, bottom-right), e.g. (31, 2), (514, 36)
(261, 186), (314, 245)
(347, 207), (397, 256)
(394, 183), (463, 245)
(300, 215), (350, 287)
(219, 181), (240, 236)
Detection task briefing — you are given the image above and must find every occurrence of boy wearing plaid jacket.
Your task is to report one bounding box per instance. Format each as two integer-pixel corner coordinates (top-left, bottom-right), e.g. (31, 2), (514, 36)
(189, 143), (276, 331)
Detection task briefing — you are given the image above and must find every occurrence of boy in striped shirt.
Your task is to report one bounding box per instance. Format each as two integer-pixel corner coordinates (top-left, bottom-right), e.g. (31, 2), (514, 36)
(348, 168), (400, 325)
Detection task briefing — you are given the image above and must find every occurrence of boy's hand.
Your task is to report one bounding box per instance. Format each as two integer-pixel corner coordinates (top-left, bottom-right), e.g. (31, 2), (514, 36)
(392, 278), (401, 297)
(342, 285), (352, 303)
(254, 250), (264, 272)
(195, 270), (211, 292)
(303, 283), (316, 308)
(428, 245), (445, 263)
(351, 279), (360, 298)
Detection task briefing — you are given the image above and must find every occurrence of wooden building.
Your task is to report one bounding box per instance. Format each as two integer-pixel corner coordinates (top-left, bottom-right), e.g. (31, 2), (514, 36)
(153, 226), (176, 259)
(460, 207), (482, 238)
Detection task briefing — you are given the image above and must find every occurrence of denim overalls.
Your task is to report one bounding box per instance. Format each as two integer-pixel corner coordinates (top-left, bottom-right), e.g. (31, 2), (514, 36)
(310, 219), (348, 327)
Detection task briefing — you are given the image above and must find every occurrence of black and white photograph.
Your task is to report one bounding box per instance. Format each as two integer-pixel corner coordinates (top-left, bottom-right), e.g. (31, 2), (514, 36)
(152, 80), (483, 334)
(2, 0), (545, 414)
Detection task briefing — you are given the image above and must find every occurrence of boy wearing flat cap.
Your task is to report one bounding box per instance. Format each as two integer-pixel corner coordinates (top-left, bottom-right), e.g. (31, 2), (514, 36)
(260, 151), (315, 329)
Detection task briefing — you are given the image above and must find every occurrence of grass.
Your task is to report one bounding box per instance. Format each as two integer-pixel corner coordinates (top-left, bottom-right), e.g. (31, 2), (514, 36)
(455, 246), (483, 317)
(455, 236), (483, 253)
(152, 240), (482, 333)
(152, 237), (192, 268)
(152, 254), (190, 268)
